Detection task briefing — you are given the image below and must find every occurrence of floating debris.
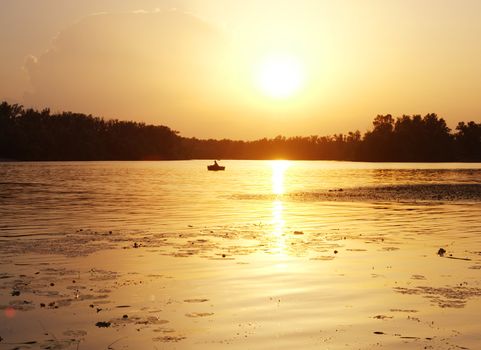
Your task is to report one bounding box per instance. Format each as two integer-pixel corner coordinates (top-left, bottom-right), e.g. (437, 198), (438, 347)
(394, 285), (481, 308)
(185, 312), (214, 318)
(446, 256), (472, 261)
(390, 309), (418, 313)
(184, 299), (209, 303)
(153, 335), (186, 343)
(373, 315), (393, 320)
(411, 274), (426, 280)
(63, 330), (87, 337)
(95, 321), (111, 328)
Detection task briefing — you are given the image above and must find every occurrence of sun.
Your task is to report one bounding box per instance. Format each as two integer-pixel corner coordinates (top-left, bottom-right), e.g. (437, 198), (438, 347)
(256, 54), (304, 99)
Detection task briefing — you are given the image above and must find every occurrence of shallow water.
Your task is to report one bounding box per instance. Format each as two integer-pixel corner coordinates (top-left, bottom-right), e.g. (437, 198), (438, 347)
(1, 160), (481, 349)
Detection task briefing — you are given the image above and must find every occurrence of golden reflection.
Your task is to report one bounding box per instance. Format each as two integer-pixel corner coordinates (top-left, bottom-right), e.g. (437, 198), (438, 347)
(272, 160), (289, 195)
(271, 200), (287, 255)
(271, 160), (290, 255)
(272, 200), (285, 237)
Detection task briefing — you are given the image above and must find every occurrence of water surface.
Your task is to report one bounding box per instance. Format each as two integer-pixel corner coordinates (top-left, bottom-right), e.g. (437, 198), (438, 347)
(1, 161), (481, 349)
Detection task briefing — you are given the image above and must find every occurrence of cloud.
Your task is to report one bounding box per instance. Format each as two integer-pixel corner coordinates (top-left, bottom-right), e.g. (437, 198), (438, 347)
(24, 10), (234, 133)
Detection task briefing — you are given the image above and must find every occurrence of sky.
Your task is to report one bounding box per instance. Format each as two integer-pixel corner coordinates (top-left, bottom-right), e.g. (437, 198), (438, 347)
(1, 0), (481, 139)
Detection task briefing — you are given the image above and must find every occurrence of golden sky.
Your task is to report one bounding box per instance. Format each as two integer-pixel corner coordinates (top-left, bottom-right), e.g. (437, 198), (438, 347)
(1, 0), (481, 139)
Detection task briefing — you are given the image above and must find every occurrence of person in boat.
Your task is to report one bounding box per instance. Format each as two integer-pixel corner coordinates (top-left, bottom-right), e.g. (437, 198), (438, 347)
(213, 160), (218, 166)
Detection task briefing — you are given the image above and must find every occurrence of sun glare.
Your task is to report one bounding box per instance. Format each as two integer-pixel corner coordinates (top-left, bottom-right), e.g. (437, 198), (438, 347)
(272, 160), (289, 195)
(256, 54), (304, 99)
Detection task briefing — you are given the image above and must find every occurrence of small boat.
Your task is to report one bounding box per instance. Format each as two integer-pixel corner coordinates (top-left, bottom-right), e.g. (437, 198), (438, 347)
(207, 162), (225, 171)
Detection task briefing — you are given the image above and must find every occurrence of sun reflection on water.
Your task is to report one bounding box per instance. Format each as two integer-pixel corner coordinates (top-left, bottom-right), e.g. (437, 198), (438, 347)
(271, 161), (290, 255)
(271, 200), (287, 256)
(272, 160), (289, 195)
(272, 200), (285, 236)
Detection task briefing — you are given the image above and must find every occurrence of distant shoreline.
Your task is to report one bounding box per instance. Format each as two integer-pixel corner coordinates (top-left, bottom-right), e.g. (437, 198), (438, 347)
(1, 159), (481, 163)
(1, 101), (480, 162)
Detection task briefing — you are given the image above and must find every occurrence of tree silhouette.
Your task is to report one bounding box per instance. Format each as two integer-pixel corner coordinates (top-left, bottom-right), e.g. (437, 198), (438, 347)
(455, 121), (481, 161)
(0, 101), (479, 162)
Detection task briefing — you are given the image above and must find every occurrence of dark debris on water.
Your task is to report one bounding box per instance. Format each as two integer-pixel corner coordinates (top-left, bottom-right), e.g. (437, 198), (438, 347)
(95, 321), (111, 328)
(437, 248), (446, 257)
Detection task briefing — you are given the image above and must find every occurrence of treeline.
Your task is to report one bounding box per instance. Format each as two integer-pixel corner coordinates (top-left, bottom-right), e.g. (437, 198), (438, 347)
(0, 102), (182, 160)
(0, 101), (479, 161)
